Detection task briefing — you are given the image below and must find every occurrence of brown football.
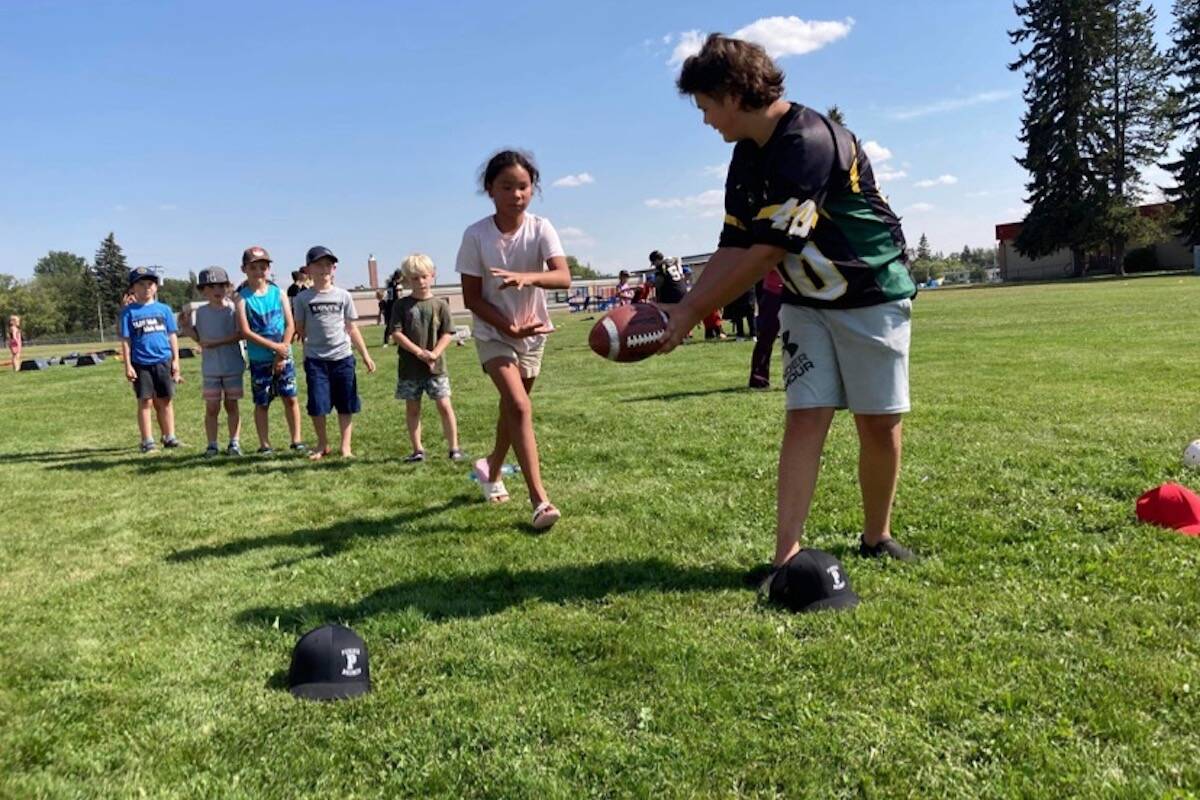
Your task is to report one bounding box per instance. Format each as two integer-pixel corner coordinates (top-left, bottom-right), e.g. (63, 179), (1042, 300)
(588, 302), (669, 363)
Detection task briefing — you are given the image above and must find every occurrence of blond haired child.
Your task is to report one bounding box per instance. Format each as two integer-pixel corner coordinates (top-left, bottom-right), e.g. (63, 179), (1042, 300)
(389, 253), (462, 463)
(7, 315), (22, 372)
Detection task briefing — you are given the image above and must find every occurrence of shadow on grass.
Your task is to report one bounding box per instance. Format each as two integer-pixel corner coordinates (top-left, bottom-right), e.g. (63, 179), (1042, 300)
(621, 386), (760, 403)
(166, 494), (477, 564)
(41, 450), (388, 475)
(237, 559), (748, 628)
(0, 446), (129, 463)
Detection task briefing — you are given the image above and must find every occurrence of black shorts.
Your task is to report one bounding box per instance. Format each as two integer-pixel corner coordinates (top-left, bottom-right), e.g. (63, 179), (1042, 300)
(132, 361), (175, 400)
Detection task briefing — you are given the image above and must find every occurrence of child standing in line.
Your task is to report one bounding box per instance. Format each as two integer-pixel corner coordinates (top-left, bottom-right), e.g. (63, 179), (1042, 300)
(293, 246), (376, 460)
(179, 267), (245, 456)
(456, 149), (571, 531)
(120, 267), (182, 452)
(234, 246), (306, 455)
(389, 253), (463, 463)
(7, 316), (22, 372)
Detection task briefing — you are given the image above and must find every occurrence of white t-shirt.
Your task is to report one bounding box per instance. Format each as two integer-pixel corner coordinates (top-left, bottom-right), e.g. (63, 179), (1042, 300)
(454, 213), (565, 352)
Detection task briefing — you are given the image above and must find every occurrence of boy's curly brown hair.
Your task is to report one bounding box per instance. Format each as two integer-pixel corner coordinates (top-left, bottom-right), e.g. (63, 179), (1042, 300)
(676, 33), (785, 110)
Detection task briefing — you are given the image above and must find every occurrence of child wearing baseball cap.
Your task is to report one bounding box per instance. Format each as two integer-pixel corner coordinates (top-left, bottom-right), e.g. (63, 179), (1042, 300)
(234, 246), (306, 455)
(179, 266), (245, 456)
(293, 245), (376, 459)
(120, 267), (182, 452)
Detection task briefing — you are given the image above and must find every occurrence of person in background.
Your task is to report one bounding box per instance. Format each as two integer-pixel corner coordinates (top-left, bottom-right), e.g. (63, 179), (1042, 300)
(7, 315), (22, 373)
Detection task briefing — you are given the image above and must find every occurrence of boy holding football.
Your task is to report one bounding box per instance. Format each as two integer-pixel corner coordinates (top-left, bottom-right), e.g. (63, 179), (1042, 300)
(658, 34), (917, 578)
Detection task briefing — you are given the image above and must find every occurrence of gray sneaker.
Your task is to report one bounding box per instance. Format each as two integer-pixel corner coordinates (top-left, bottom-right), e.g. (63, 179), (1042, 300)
(226, 441), (242, 456)
(140, 440), (157, 454)
(203, 444), (220, 458)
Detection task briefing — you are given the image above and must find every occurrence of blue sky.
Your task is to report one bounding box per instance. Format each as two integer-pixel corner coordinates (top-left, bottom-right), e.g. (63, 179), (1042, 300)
(1, 1), (1180, 285)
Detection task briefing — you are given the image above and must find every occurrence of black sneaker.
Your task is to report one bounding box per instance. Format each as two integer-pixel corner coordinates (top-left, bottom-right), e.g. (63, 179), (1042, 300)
(140, 440), (157, 454)
(858, 535), (915, 562)
(162, 436), (180, 449)
(226, 441), (242, 456)
(448, 448), (466, 462)
(203, 444), (220, 458)
(289, 442), (308, 453)
(257, 445), (274, 455)
(742, 562), (778, 589)
(403, 450), (426, 463)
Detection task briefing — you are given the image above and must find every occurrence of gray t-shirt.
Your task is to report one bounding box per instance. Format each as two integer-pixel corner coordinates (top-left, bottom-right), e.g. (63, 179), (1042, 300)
(193, 302), (245, 377)
(294, 286), (357, 361)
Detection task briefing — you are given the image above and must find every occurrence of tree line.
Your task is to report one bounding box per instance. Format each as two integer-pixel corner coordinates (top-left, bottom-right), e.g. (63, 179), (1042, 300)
(1010, 0), (1200, 276)
(0, 233), (200, 340)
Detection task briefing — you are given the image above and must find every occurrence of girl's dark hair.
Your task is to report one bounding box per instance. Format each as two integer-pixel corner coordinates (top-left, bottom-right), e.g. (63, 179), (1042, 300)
(676, 33), (785, 110)
(479, 149), (541, 193)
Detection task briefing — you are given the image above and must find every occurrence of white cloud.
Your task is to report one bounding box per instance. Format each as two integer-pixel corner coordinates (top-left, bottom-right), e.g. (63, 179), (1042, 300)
(668, 17), (852, 66)
(552, 172), (595, 189)
(876, 167), (908, 182)
(662, 33), (672, 45)
(644, 189), (724, 210)
(914, 175), (959, 188)
(888, 91), (1013, 121)
(558, 226), (596, 246)
(732, 16), (854, 59)
(862, 140), (892, 164)
(906, 203), (935, 213)
(965, 190), (992, 198)
(669, 30), (706, 66)
(702, 163), (728, 179)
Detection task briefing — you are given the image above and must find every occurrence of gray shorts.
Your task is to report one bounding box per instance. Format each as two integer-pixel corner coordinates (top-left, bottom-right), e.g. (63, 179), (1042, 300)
(202, 373), (244, 400)
(779, 299), (911, 414)
(395, 374), (452, 401)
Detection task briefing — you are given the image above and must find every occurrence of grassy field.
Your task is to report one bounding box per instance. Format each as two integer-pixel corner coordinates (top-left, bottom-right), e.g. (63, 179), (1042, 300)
(2, 276), (1199, 799)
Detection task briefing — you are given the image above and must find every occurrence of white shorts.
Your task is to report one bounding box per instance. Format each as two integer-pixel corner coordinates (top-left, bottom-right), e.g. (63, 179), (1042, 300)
(779, 299), (911, 414)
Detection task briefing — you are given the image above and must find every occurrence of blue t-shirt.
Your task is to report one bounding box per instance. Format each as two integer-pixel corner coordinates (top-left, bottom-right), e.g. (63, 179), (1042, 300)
(120, 301), (177, 366)
(237, 283), (290, 364)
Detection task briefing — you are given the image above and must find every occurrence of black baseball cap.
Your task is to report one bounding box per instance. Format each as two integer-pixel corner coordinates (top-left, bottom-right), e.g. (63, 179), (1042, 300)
(197, 266), (231, 286)
(765, 549), (859, 612)
(288, 624), (372, 701)
(305, 246), (338, 265)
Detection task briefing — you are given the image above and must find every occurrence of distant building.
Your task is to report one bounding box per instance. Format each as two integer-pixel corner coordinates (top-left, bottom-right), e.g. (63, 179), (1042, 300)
(995, 202), (1192, 281)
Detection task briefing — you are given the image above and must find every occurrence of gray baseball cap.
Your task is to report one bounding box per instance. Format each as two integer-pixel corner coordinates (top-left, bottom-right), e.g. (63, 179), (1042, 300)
(197, 266), (231, 286)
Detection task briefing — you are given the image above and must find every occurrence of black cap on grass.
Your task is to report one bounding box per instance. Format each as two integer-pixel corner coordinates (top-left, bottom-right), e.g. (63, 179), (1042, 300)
(767, 549), (859, 613)
(288, 624), (371, 701)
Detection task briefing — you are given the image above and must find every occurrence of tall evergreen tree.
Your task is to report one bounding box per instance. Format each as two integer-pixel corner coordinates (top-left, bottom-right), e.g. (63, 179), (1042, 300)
(1165, 0), (1200, 245)
(826, 105), (846, 126)
(1091, 0), (1172, 274)
(92, 233), (128, 330)
(916, 233), (932, 261)
(1010, 0), (1106, 276)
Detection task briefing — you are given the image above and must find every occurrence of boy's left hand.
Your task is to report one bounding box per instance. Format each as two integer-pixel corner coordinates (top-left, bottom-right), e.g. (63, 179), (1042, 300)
(363, 356), (377, 374)
(171, 361), (183, 383)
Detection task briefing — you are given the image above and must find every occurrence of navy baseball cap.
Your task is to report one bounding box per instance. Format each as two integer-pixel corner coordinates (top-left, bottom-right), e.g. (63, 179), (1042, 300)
(765, 549), (859, 612)
(197, 266), (230, 286)
(305, 246), (338, 265)
(288, 624), (371, 701)
(127, 266), (160, 287)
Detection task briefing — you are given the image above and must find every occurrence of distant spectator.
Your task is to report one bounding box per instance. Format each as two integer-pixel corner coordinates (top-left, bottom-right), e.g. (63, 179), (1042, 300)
(615, 270), (637, 305)
(7, 315), (22, 373)
(749, 270), (784, 389)
(649, 250), (687, 304)
(724, 286), (756, 340)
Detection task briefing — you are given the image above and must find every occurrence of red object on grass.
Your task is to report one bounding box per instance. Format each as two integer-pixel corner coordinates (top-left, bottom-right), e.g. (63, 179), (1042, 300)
(1135, 482), (1200, 536)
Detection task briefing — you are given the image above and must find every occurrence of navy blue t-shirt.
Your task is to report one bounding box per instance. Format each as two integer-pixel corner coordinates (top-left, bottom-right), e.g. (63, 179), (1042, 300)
(120, 301), (177, 365)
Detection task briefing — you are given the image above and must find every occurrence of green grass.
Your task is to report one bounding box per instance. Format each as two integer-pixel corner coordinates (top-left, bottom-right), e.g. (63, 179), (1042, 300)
(2, 276), (1199, 798)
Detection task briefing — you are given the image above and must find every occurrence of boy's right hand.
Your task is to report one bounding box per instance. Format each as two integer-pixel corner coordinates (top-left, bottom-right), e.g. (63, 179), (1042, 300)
(125, 366), (136, 382)
(273, 342), (290, 359)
